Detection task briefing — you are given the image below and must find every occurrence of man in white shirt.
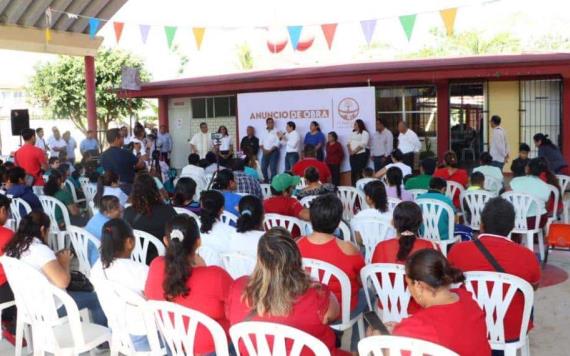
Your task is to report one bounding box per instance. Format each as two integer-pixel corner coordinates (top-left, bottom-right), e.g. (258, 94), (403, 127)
(370, 118), (394, 171)
(260, 117), (280, 182)
(190, 122), (213, 159)
(278, 121), (301, 171)
(35, 127), (47, 152)
(397, 121), (421, 169)
(157, 125), (174, 163)
(180, 153), (207, 194)
(489, 115), (509, 170)
(47, 127), (67, 158)
(62, 131), (77, 164)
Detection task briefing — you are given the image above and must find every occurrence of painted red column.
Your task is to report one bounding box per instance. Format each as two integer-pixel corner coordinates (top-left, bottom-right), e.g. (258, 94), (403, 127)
(84, 56), (97, 132)
(436, 80), (450, 160)
(562, 78), (570, 162)
(158, 97), (169, 129)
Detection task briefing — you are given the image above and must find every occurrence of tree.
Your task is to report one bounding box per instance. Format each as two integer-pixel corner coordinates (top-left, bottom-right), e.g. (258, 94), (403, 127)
(27, 48), (151, 134)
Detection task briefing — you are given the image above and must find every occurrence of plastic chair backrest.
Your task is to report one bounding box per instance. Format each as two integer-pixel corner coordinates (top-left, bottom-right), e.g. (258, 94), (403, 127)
(220, 253), (256, 279)
(302, 258), (351, 325)
(350, 217), (393, 263)
(32, 186), (44, 196)
(263, 213), (307, 235)
(461, 190), (496, 230)
(64, 180), (82, 203)
(230, 321), (330, 356)
(197, 245), (222, 267)
(173, 207), (201, 227)
(82, 183), (98, 203)
(463, 271), (534, 348)
(260, 183), (271, 199)
(484, 176), (502, 194)
(337, 186), (363, 220)
(39, 195), (71, 233)
(445, 180), (465, 201)
(358, 335), (458, 356)
(500, 192), (542, 231)
(387, 197), (401, 212)
(78, 177), (90, 191)
(416, 198), (454, 242)
(556, 174), (570, 193)
(67, 226), (100, 277)
(547, 184), (560, 218)
(408, 189), (427, 201)
(299, 195), (318, 208)
(220, 211), (238, 227)
(147, 300), (229, 356)
(356, 178), (379, 193)
(360, 263), (411, 323)
(131, 229), (166, 264)
(10, 197), (31, 228)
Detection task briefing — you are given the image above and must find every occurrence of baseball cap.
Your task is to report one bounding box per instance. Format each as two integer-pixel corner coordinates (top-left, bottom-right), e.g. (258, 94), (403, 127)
(270, 173), (300, 192)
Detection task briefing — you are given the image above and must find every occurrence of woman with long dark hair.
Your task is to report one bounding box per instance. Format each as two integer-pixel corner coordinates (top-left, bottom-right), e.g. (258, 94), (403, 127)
(172, 177), (200, 214)
(44, 169), (87, 227)
(534, 133), (568, 174)
(216, 125), (234, 167)
(94, 170), (128, 208)
(229, 195), (265, 258)
(304, 121), (326, 161)
(385, 166), (413, 201)
(325, 131), (344, 186)
(145, 214), (232, 355)
(348, 119), (370, 185)
(198, 190), (235, 266)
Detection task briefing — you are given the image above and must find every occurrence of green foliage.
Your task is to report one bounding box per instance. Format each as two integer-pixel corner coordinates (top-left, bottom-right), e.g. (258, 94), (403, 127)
(27, 48), (150, 133)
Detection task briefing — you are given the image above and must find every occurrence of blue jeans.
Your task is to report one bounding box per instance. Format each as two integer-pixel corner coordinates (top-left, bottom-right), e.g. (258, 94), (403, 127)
(285, 152), (299, 172)
(491, 161), (505, 170)
(59, 290), (108, 326)
(372, 156), (389, 172)
(261, 149), (279, 183)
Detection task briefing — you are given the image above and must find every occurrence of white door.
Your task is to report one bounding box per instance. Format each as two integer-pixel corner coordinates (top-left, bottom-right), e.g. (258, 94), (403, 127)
(169, 98), (192, 170)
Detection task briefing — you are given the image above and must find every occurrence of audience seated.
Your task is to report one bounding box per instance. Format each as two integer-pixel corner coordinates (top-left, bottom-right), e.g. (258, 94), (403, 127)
(375, 149), (411, 179)
(198, 190), (235, 265)
(296, 167), (336, 199)
(226, 227), (347, 356)
(229, 195), (265, 258)
(0, 195), (16, 336)
(385, 167), (413, 201)
(417, 178), (456, 241)
(204, 152), (225, 175)
(94, 171), (129, 208)
(145, 214), (232, 355)
(467, 171), (485, 191)
(4, 212), (107, 326)
(6, 166), (43, 212)
(229, 159), (263, 199)
(85, 196), (122, 266)
(172, 177), (201, 214)
(44, 169), (87, 228)
(90, 218), (150, 351)
(510, 143), (530, 178)
(263, 174), (310, 221)
(354, 180), (392, 222)
(355, 167), (378, 193)
(405, 158), (436, 191)
(473, 152), (504, 185)
(291, 144), (332, 183)
(508, 158), (550, 228)
(212, 169), (242, 216)
(536, 157), (563, 217)
(391, 249), (490, 356)
(448, 197), (540, 342)
(45, 156), (60, 177)
(243, 146), (264, 181)
(433, 151), (468, 208)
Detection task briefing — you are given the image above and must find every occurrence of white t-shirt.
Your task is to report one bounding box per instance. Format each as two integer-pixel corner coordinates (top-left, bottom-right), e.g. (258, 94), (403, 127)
(35, 138), (47, 151)
(103, 186), (129, 207)
(282, 130), (301, 153)
(398, 129), (422, 154)
(260, 129), (280, 151)
(47, 136), (67, 158)
(199, 221), (235, 266)
(190, 132), (213, 159)
(228, 230), (264, 258)
(385, 162), (412, 177)
(218, 135), (233, 151)
(349, 131), (370, 155)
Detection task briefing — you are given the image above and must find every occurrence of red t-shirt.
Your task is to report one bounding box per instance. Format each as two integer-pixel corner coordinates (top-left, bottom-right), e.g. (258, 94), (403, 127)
(292, 158), (332, 183)
(448, 235), (540, 341)
(263, 196), (304, 219)
(0, 226), (14, 285)
(297, 237), (365, 311)
(144, 257), (233, 354)
(433, 167), (468, 208)
(14, 143), (47, 186)
(325, 142), (344, 165)
(226, 277), (348, 356)
(393, 288), (491, 356)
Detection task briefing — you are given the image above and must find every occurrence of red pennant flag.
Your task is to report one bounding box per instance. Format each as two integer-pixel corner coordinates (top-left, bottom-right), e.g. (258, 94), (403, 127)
(321, 23), (337, 50)
(113, 22), (124, 44)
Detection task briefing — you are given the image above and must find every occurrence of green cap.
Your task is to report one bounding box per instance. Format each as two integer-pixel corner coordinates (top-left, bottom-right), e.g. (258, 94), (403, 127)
(270, 173), (301, 192)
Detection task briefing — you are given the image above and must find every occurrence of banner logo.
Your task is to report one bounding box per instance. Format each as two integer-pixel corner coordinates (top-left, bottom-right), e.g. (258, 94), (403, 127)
(338, 97), (359, 121)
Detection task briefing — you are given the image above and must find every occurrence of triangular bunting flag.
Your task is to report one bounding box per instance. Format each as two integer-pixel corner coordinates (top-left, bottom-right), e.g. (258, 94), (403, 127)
(113, 22), (124, 44)
(287, 25), (303, 50)
(399, 14), (416, 41)
(440, 8), (457, 36)
(193, 27), (206, 50)
(139, 24), (150, 44)
(360, 20), (376, 45)
(321, 23), (337, 50)
(164, 26), (177, 49)
(45, 28), (51, 42)
(88, 17), (100, 39)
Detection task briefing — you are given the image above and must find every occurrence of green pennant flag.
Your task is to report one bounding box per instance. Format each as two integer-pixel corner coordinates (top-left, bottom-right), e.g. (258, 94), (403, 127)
(399, 14), (416, 41)
(164, 26), (177, 49)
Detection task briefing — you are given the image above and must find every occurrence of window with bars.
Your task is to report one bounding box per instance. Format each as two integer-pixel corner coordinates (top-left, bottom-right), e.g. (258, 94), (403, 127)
(191, 96), (237, 119)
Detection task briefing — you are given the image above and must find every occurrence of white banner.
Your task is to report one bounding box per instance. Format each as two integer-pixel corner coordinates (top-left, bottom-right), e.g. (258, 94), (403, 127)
(237, 86), (376, 172)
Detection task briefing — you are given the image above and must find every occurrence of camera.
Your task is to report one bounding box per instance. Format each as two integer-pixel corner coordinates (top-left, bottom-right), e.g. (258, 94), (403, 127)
(211, 132), (223, 145)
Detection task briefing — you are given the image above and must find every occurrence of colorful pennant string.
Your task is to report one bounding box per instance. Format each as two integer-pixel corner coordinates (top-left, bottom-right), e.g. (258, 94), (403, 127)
(321, 23), (338, 50)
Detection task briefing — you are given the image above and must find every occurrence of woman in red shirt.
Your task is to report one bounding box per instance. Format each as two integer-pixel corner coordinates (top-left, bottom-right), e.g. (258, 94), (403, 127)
(325, 131), (344, 186)
(433, 151), (468, 208)
(296, 194), (365, 351)
(226, 227), (348, 356)
(392, 249), (491, 356)
(144, 214), (233, 355)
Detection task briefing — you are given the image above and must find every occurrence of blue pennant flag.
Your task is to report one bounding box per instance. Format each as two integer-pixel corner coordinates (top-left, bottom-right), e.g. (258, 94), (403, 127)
(287, 25), (303, 50)
(89, 17), (100, 39)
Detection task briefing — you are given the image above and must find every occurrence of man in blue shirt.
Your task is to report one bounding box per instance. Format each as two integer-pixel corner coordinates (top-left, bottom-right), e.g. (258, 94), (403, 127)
(80, 130), (99, 157)
(6, 167), (43, 213)
(417, 177), (456, 240)
(157, 125), (173, 164)
(85, 196), (122, 266)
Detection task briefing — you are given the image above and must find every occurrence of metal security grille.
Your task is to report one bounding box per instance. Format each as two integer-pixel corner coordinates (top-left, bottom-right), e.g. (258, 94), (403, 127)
(519, 79), (561, 157)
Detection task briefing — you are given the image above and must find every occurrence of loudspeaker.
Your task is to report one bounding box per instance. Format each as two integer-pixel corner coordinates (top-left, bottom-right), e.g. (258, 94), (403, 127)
(11, 109), (30, 136)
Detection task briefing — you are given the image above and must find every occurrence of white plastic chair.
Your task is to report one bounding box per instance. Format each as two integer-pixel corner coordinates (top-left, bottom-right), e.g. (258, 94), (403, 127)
(408, 189), (427, 201)
(416, 198), (461, 256)
(501, 191), (545, 260)
(387, 197), (401, 212)
(230, 321), (330, 356)
(197, 245), (222, 267)
(556, 174), (570, 223)
(64, 180), (85, 204)
(263, 213), (307, 235)
(350, 217), (393, 263)
(260, 183), (271, 199)
(131, 229), (166, 264)
(221, 210), (239, 226)
(82, 183), (97, 204)
(484, 175), (503, 194)
(32, 186), (44, 196)
(445, 180), (465, 203)
(9, 197), (31, 229)
(356, 177), (379, 193)
(67, 226), (100, 277)
(173, 206), (201, 228)
(337, 186), (364, 220)
(295, 177), (307, 190)
(0, 256), (110, 356)
(463, 271), (534, 356)
(39, 195), (71, 251)
(88, 200), (99, 217)
(360, 263), (411, 323)
(299, 195), (318, 208)
(220, 253), (256, 279)
(302, 258), (364, 349)
(358, 335), (458, 356)
(147, 300), (229, 356)
(92, 278), (164, 356)
(460, 190), (496, 231)
(78, 177), (90, 192)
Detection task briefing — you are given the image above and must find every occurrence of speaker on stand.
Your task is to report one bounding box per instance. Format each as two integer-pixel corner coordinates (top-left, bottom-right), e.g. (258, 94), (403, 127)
(11, 109), (30, 147)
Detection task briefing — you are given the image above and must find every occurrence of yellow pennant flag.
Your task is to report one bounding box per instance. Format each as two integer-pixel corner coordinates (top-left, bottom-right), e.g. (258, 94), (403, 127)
(440, 8), (457, 36)
(45, 28), (52, 42)
(193, 27), (205, 50)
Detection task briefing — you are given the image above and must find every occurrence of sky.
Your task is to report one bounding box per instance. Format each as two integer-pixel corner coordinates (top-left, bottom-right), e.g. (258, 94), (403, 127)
(2, 0), (570, 87)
